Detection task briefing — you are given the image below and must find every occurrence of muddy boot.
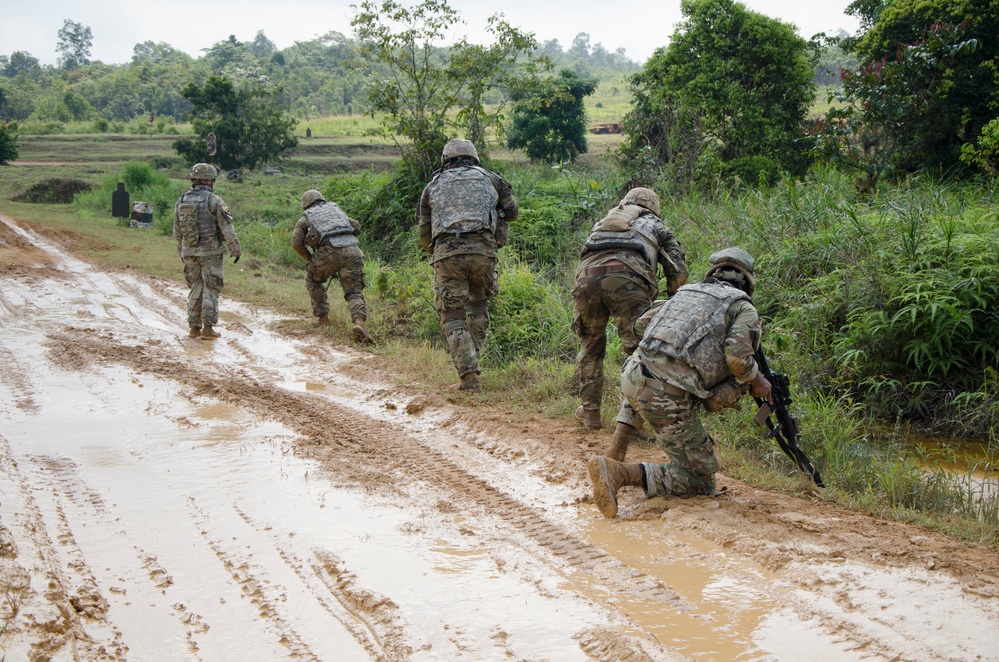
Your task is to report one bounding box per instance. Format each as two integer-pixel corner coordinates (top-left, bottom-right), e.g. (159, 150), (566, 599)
(458, 372), (482, 391)
(574, 406), (602, 430)
(685, 473), (726, 497)
(188, 326), (202, 338)
(588, 456), (643, 518)
(603, 423), (637, 462)
(352, 318), (374, 344)
(316, 315), (331, 327)
(200, 325), (220, 339)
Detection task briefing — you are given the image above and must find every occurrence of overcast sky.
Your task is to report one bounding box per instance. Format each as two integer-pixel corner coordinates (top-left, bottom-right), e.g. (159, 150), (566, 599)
(2, 0), (859, 67)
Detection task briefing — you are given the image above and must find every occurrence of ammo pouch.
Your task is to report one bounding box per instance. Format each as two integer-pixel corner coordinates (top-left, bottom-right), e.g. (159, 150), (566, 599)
(177, 202), (200, 248)
(703, 378), (749, 412)
(305, 227), (322, 249)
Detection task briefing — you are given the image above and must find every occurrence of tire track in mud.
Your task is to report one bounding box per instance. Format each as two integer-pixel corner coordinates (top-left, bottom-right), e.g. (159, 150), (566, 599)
(0, 435), (128, 660)
(45, 328), (693, 637)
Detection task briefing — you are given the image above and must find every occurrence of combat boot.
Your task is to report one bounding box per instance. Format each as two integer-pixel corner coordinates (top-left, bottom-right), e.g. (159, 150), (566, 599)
(574, 406), (602, 430)
(588, 456), (643, 518)
(200, 325), (220, 339)
(316, 315), (331, 327)
(352, 318), (374, 344)
(458, 372), (482, 391)
(603, 423), (637, 462)
(188, 326), (202, 338)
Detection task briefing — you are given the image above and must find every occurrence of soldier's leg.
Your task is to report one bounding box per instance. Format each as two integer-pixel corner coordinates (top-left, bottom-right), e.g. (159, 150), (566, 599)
(620, 359), (715, 497)
(183, 257), (204, 331)
(198, 255), (225, 328)
(305, 251), (334, 319)
(337, 246), (368, 323)
(434, 258), (478, 379)
(465, 256), (498, 358)
(605, 272), (654, 356)
(571, 273), (610, 413)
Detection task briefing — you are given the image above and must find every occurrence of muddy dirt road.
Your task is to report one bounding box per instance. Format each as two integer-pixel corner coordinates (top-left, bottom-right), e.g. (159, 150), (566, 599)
(1, 214), (997, 661)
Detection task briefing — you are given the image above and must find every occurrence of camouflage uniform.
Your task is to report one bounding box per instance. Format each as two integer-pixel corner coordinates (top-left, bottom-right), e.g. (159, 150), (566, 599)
(572, 199), (687, 416)
(617, 278), (762, 496)
(417, 151), (518, 383)
(291, 201), (366, 323)
(173, 180), (241, 333)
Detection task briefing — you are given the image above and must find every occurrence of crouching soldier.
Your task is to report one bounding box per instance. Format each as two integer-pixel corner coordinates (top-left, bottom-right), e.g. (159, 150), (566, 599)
(291, 189), (373, 344)
(588, 248), (774, 517)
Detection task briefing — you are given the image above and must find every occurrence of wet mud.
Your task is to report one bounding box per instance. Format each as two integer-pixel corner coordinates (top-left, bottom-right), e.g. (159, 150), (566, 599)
(1, 214), (997, 661)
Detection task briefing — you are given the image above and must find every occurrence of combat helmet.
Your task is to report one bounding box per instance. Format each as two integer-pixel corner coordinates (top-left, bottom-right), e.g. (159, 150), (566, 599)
(301, 189), (326, 210)
(189, 163), (217, 181)
(441, 139), (479, 166)
(706, 247), (756, 295)
(621, 187), (661, 217)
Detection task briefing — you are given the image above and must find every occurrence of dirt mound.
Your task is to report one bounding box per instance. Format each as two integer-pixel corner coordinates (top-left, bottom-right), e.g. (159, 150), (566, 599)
(11, 178), (92, 204)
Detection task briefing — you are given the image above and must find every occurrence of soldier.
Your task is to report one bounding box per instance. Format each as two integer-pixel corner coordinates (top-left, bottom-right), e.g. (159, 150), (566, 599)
(173, 163), (241, 339)
(417, 139), (519, 391)
(572, 187), (688, 429)
(588, 248), (774, 517)
(291, 190), (373, 344)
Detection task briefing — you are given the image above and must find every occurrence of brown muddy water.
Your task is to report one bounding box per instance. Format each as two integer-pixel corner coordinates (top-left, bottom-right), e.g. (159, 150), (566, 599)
(1, 214), (998, 661)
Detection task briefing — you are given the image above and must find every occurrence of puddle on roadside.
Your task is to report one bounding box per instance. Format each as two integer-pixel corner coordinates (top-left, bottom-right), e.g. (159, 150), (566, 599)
(585, 515), (868, 661)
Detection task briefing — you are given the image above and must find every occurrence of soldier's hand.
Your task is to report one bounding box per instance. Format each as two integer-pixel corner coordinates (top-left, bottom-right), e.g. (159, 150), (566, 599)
(233, 254), (241, 264)
(749, 372), (773, 404)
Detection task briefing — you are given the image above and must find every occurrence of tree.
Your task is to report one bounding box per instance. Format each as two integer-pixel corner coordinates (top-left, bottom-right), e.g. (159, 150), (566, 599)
(3, 51), (42, 78)
(0, 122), (18, 165)
(622, 0), (816, 181)
(56, 19), (93, 71)
(814, 21), (980, 189)
(507, 69), (596, 163)
(850, 0), (999, 173)
(173, 75), (298, 170)
(350, 0), (543, 181)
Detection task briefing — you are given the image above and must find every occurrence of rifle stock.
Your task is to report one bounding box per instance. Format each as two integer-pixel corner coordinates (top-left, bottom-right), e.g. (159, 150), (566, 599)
(752, 346), (825, 487)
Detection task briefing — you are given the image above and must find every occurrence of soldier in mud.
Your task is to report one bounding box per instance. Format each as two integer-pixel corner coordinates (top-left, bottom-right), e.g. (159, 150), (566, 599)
(588, 248), (774, 517)
(173, 163), (241, 340)
(291, 190), (374, 344)
(417, 139), (519, 391)
(572, 187), (688, 430)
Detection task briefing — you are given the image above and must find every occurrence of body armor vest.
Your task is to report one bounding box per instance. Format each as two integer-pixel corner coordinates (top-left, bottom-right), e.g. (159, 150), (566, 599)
(304, 202), (358, 248)
(581, 206), (661, 269)
(427, 166), (499, 240)
(640, 282), (751, 396)
(176, 189), (220, 252)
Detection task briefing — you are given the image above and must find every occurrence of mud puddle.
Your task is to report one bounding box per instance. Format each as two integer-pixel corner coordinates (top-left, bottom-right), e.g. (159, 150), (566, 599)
(2, 214), (998, 661)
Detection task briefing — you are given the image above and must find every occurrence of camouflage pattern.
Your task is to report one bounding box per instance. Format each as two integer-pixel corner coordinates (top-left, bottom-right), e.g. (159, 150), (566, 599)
(617, 355), (719, 497)
(301, 201), (358, 248)
(183, 254), (225, 329)
(572, 262), (655, 411)
(417, 166), (517, 263)
(173, 184), (240, 332)
(424, 166), (500, 241)
(417, 161), (517, 381)
(304, 244), (367, 321)
(291, 210), (366, 322)
(433, 253), (498, 377)
(571, 203), (687, 412)
(639, 282), (754, 398)
(173, 185), (241, 259)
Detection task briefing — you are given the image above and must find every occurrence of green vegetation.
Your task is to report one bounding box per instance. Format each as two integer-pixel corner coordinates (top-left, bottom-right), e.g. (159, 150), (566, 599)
(507, 69), (597, 164)
(0, 121), (18, 164)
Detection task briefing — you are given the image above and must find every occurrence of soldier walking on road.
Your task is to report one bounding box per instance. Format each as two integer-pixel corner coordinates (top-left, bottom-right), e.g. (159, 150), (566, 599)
(572, 187), (688, 429)
(291, 190), (373, 344)
(417, 139), (519, 391)
(588, 248), (774, 517)
(173, 163), (241, 340)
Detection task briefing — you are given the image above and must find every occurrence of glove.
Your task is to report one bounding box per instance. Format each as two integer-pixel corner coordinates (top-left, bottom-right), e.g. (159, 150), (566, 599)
(233, 254), (241, 264)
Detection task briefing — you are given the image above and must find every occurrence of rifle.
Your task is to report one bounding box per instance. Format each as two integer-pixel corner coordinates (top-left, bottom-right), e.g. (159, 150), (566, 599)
(752, 346), (825, 487)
